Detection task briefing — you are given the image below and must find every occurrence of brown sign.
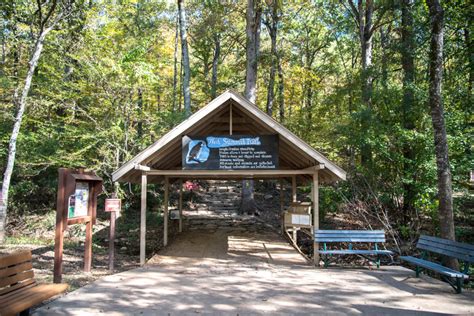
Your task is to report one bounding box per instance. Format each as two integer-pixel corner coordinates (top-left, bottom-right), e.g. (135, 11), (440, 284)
(105, 199), (121, 212)
(54, 168), (102, 283)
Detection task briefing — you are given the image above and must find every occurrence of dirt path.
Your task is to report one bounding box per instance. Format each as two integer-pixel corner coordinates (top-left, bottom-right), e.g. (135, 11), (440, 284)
(33, 224), (474, 316)
(149, 227), (308, 267)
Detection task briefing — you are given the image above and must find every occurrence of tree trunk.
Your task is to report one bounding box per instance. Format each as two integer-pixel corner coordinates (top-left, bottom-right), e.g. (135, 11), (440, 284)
(346, 0), (377, 167)
(177, 0), (191, 117)
(266, 29), (276, 116)
(172, 15), (179, 111)
(359, 0), (374, 167)
(241, 0), (262, 214)
(427, 0), (457, 270)
(380, 26), (389, 93)
(401, 0), (416, 225)
(360, 2), (373, 107)
(264, 2), (279, 117)
(137, 87), (143, 139)
(465, 27), (473, 99)
(0, 29), (50, 242)
(277, 51), (284, 122)
(244, 0), (262, 104)
(211, 34), (220, 99)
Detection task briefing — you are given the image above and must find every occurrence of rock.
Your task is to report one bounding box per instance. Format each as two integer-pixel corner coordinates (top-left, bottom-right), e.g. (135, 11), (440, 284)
(264, 194), (273, 200)
(120, 246), (127, 250)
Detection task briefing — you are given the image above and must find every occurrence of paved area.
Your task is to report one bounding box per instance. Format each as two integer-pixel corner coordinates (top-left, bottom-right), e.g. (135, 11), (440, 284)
(34, 227), (474, 315)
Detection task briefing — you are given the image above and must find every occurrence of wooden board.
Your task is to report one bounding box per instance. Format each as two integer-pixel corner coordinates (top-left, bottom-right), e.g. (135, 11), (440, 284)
(0, 251), (31, 269)
(0, 283), (68, 316)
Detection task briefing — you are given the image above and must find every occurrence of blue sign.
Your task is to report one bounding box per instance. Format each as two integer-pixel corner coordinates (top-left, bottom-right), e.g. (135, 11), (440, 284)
(182, 135), (278, 170)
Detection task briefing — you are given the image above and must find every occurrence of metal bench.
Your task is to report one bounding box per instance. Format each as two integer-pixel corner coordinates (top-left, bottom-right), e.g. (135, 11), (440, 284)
(0, 250), (68, 316)
(315, 230), (394, 268)
(400, 235), (474, 293)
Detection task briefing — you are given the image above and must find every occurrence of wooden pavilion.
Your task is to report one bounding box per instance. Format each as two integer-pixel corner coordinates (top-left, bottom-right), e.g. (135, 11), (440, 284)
(112, 90), (346, 266)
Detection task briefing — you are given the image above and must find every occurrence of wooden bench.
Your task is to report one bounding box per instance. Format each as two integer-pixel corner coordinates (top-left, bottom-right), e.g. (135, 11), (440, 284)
(315, 230), (394, 268)
(0, 250), (68, 316)
(400, 235), (474, 293)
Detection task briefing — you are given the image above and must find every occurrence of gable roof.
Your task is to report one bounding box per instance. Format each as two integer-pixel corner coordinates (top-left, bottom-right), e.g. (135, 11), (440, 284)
(112, 90), (346, 183)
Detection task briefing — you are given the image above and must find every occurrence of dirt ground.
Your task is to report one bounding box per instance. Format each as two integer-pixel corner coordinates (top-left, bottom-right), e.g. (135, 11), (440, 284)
(0, 241), (140, 292)
(33, 223), (474, 316)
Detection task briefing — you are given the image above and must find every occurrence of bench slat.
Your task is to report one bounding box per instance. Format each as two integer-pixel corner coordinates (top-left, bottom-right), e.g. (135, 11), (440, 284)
(0, 270), (34, 289)
(316, 230), (385, 235)
(315, 230), (386, 243)
(420, 235), (474, 253)
(315, 237), (386, 243)
(319, 250), (394, 255)
(400, 256), (469, 279)
(0, 251), (32, 269)
(418, 242), (473, 263)
(417, 237), (474, 262)
(0, 283), (68, 316)
(0, 262), (33, 279)
(315, 233), (386, 238)
(315, 230), (387, 244)
(0, 278), (36, 296)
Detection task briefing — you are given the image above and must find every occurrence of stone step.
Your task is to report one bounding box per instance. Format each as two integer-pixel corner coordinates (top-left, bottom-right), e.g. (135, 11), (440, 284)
(203, 199), (238, 204)
(209, 205), (239, 210)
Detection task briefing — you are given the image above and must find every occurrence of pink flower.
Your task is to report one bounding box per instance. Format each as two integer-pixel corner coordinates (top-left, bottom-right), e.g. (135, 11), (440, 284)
(184, 181), (199, 191)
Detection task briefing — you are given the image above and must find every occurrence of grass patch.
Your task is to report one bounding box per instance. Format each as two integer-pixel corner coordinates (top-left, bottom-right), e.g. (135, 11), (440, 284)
(5, 235), (53, 246)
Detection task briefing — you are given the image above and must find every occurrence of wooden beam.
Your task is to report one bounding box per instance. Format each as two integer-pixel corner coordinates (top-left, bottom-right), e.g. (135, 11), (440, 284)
(312, 171), (319, 266)
(140, 173), (147, 266)
(135, 164), (150, 171)
(178, 180), (183, 233)
(164, 176), (169, 247)
(144, 168), (321, 176)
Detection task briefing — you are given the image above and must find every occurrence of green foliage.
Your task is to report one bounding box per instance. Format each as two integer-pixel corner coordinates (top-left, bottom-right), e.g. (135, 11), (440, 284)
(0, 0), (472, 243)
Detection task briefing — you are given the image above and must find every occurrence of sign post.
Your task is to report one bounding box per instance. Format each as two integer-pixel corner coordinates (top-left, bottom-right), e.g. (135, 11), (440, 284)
(105, 197), (121, 272)
(54, 168), (102, 283)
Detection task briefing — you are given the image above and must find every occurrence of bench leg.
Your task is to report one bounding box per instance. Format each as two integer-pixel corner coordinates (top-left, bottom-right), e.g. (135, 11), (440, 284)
(376, 256), (380, 269)
(456, 278), (462, 294)
(19, 308), (30, 316)
(323, 256), (329, 268)
(442, 275), (463, 294)
(415, 266), (420, 278)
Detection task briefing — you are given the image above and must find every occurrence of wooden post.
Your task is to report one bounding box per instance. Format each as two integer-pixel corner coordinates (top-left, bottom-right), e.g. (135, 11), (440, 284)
(108, 209), (116, 272)
(312, 171), (319, 266)
(292, 175), (297, 203)
(164, 176), (169, 246)
(140, 173), (147, 266)
(84, 219), (92, 272)
(178, 180), (183, 233)
(84, 183), (94, 273)
(279, 179), (284, 213)
(280, 179), (284, 234)
(53, 168), (66, 283)
(291, 175), (297, 242)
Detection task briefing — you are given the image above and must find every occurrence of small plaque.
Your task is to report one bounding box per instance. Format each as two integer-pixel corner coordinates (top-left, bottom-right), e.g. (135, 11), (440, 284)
(170, 210), (180, 220)
(105, 199), (121, 212)
(291, 214), (311, 225)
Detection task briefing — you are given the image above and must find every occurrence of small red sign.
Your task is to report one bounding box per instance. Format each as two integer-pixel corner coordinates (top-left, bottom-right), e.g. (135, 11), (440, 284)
(105, 199), (121, 212)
